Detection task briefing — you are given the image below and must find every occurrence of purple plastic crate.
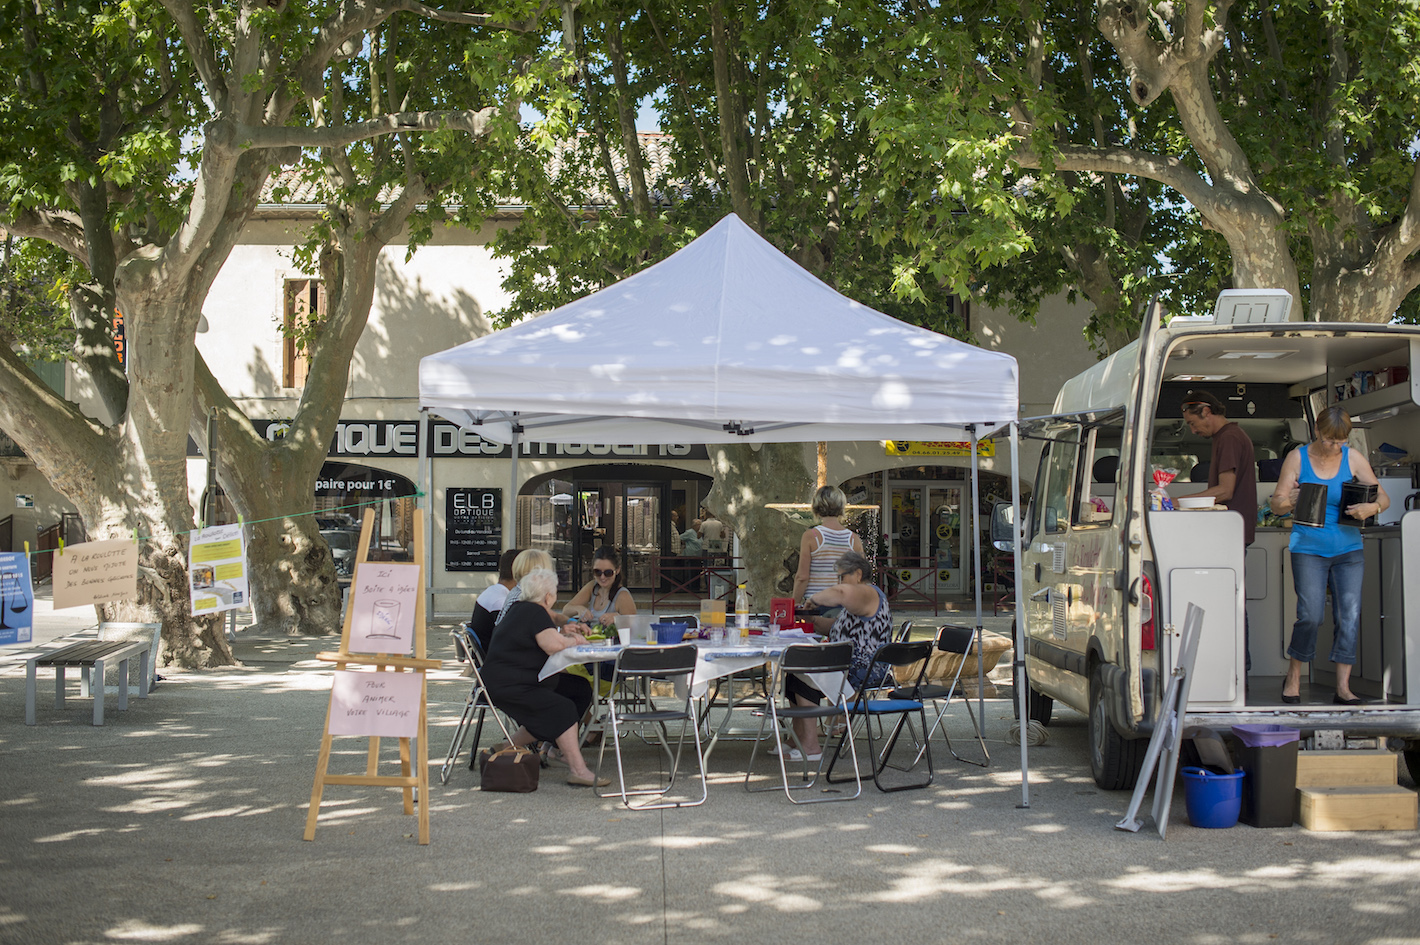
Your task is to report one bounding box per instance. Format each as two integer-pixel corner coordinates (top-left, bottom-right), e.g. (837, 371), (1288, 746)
(1231, 724), (1299, 748)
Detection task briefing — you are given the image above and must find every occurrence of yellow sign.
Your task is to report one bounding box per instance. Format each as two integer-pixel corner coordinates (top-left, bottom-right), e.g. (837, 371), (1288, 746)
(886, 440), (995, 457)
(192, 539), (241, 563)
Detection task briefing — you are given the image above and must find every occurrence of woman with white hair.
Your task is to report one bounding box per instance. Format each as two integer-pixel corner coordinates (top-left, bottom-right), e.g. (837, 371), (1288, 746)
(481, 568), (607, 786)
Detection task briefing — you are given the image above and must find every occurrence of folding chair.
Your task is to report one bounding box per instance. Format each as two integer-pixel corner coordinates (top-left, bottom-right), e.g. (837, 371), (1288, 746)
(825, 640), (935, 792)
(895, 625), (990, 768)
(440, 625), (502, 783)
(595, 644), (707, 810)
(745, 641), (860, 803)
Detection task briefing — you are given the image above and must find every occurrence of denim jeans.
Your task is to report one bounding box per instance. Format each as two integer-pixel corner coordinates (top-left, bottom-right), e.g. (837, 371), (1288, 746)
(1287, 549), (1365, 666)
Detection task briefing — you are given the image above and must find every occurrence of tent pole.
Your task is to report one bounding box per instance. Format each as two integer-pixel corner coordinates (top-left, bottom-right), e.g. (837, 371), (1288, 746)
(1011, 422), (1030, 808)
(969, 425), (985, 743)
(509, 424), (520, 546)
(418, 407), (432, 620)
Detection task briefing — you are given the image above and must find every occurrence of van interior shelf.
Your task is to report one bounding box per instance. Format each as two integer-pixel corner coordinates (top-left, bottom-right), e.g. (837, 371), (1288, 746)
(1327, 378), (1418, 421)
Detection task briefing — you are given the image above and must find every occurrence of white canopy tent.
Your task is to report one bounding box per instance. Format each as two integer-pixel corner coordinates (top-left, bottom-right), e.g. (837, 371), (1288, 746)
(418, 213), (1033, 804)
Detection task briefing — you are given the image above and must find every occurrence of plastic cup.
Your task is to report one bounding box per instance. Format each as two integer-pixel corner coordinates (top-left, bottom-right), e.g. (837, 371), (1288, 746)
(709, 627), (725, 645)
(616, 628), (631, 646)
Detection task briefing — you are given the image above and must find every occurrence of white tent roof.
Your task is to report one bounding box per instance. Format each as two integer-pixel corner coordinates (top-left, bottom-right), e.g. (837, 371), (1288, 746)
(419, 214), (1018, 444)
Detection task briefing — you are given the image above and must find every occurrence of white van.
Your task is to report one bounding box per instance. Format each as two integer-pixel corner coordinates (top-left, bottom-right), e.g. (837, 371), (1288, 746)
(1009, 291), (1420, 789)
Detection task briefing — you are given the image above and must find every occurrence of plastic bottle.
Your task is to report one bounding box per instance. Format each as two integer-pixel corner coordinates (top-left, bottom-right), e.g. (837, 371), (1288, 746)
(735, 583), (750, 637)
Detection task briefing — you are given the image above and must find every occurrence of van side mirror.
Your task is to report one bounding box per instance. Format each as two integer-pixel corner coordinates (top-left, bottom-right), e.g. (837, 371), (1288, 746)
(990, 501), (1016, 551)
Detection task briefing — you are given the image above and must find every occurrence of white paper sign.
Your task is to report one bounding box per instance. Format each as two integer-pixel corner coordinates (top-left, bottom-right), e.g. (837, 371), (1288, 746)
(328, 669), (422, 737)
(348, 562), (420, 655)
(52, 540), (138, 610)
(189, 524), (249, 616)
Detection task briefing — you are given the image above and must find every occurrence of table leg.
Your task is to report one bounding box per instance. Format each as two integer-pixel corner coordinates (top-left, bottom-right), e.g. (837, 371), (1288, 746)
(25, 659), (38, 725)
(92, 658), (106, 726)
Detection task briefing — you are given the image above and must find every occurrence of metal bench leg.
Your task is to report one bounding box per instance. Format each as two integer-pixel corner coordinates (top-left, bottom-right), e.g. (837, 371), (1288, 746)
(80, 665), (91, 698)
(55, 666), (66, 711)
(25, 659), (38, 725)
(137, 648), (151, 699)
(92, 658), (106, 726)
(116, 656), (131, 712)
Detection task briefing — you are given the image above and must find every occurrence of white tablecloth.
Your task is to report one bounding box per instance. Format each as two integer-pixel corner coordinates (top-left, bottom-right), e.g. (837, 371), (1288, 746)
(538, 638), (847, 701)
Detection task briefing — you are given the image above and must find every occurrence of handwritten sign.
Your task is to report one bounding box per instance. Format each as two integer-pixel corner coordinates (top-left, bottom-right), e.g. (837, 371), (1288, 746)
(52, 540), (138, 610)
(327, 669), (422, 737)
(189, 524), (249, 616)
(348, 562), (420, 655)
(0, 553), (34, 646)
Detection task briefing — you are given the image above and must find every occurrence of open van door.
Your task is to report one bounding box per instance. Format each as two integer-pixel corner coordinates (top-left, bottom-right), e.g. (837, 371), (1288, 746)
(1119, 297), (1169, 727)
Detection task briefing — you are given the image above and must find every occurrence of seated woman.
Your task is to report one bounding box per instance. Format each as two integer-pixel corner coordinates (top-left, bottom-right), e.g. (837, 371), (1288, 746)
(480, 568), (607, 787)
(563, 546), (637, 626)
(780, 550), (893, 761)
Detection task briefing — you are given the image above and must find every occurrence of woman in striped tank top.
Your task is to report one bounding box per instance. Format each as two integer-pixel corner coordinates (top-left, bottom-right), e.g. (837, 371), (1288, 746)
(793, 486), (864, 632)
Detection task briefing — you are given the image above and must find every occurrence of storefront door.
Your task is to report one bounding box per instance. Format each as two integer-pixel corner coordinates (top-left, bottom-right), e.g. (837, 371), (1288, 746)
(889, 484), (966, 599)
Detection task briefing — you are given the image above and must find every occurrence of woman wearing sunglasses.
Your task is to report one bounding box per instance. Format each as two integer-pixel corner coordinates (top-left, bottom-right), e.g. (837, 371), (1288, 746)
(563, 545), (638, 625)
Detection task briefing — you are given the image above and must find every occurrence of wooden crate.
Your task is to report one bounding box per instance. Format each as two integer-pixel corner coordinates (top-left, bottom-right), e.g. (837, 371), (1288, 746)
(1296, 785), (1417, 831)
(1295, 750), (1397, 788)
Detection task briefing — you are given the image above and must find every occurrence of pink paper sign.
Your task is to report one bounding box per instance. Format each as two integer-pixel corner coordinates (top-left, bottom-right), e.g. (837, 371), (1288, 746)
(327, 669), (422, 738)
(348, 562), (420, 655)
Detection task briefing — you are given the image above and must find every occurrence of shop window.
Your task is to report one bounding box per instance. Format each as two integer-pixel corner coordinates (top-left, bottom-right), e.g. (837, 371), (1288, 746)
(283, 279), (326, 388)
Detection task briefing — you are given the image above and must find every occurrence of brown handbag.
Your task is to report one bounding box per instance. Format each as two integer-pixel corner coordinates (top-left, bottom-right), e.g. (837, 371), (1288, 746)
(479, 746), (541, 793)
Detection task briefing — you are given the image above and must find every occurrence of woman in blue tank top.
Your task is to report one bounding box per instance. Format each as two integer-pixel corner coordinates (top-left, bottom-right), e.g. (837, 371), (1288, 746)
(1269, 407), (1390, 706)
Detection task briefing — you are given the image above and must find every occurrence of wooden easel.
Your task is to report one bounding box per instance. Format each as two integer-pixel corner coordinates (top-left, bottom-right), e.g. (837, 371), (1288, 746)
(304, 507), (441, 844)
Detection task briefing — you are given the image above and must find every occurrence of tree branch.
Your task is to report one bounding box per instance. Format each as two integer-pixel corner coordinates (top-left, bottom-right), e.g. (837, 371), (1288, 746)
(156, 0), (227, 107)
(2, 209), (88, 263)
(1015, 142), (1217, 216)
(240, 106), (502, 149)
(383, 0), (551, 31)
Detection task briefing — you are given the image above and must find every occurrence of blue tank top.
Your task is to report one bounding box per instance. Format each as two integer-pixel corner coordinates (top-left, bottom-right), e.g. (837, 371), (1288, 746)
(1289, 445), (1363, 558)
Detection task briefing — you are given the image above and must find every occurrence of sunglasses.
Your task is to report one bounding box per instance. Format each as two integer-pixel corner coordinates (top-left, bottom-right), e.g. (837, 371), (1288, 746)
(592, 568), (616, 578)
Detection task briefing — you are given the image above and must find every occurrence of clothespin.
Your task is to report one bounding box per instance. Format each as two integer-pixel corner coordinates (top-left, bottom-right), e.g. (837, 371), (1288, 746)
(238, 514), (245, 530)
(132, 527), (138, 543)
(23, 540), (30, 557)
(58, 538), (64, 556)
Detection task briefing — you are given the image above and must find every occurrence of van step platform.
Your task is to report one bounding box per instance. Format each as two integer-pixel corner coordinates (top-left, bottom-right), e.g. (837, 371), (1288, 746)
(1295, 749), (1397, 788)
(1296, 785), (1417, 831)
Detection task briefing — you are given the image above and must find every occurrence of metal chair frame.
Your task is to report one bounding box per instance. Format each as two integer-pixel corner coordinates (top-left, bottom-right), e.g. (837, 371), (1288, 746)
(745, 642), (861, 803)
(595, 644), (707, 810)
(897, 624), (990, 768)
(440, 625), (508, 783)
(825, 640), (935, 792)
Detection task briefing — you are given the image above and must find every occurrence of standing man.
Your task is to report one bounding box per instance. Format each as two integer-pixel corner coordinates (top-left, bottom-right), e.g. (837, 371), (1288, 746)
(1183, 390), (1258, 669)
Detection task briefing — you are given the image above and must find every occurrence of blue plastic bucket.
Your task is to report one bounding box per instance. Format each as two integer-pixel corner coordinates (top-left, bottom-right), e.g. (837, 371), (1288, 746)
(652, 622), (688, 645)
(1181, 766), (1244, 828)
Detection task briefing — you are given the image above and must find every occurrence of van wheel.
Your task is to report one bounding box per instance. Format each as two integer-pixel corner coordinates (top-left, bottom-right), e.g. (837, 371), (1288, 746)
(1011, 657), (1053, 726)
(1089, 664), (1144, 790)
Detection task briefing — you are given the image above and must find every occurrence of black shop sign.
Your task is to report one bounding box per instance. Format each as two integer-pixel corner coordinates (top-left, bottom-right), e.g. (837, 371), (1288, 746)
(445, 488), (501, 572)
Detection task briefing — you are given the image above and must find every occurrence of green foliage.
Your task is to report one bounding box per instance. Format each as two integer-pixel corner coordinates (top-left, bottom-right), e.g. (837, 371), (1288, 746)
(0, 236), (73, 359)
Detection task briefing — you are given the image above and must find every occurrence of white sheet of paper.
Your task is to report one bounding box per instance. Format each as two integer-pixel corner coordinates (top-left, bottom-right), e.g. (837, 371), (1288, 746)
(52, 540), (138, 610)
(327, 669), (422, 738)
(348, 562), (420, 655)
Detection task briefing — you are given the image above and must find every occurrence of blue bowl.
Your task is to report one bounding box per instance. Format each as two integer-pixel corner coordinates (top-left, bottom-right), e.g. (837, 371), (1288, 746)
(651, 622), (688, 645)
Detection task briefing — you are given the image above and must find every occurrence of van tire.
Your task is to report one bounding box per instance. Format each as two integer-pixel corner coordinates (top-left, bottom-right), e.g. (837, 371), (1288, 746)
(1012, 658), (1053, 726)
(1089, 664), (1144, 790)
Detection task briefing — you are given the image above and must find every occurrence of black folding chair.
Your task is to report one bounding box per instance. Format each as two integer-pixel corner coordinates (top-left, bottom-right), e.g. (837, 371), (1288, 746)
(440, 625), (504, 783)
(595, 645), (707, 810)
(825, 640), (935, 792)
(896, 625), (990, 768)
(745, 642), (861, 803)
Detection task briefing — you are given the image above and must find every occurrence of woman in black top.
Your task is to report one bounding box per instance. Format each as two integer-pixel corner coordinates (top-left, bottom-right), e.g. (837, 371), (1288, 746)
(482, 568), (606, 786)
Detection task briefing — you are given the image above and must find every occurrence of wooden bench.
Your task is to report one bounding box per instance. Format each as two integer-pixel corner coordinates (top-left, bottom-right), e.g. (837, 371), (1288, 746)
(25, 640), (152, 726)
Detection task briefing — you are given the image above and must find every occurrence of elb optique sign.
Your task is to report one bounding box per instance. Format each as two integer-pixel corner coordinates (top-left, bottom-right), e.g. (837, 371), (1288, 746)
(255, 419), (707, 459)
(445, 488), (501, 571)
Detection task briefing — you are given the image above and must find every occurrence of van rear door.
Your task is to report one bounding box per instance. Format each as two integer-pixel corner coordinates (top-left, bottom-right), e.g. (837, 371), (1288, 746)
(1120, 300), (1168, 725)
